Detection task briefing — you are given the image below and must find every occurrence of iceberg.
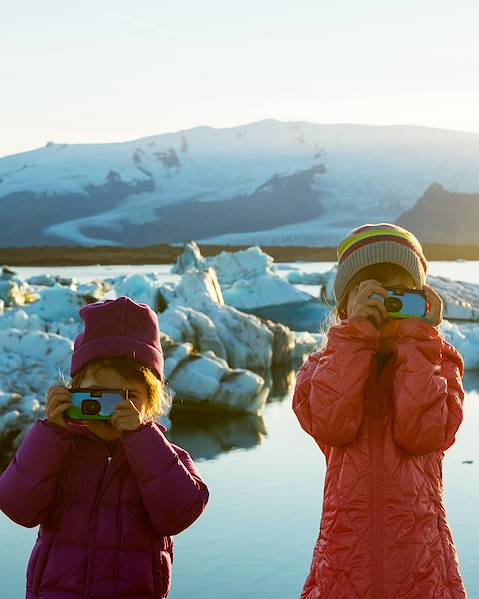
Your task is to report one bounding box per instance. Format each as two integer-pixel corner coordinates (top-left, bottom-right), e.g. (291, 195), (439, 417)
(222, 274), (311, 310)
(440, 321), (479, 370)
(160, 268), (296, 368)
(172, 241), (275, 283)
(173, 241), (311, 309)
(2, 252), (477, 461)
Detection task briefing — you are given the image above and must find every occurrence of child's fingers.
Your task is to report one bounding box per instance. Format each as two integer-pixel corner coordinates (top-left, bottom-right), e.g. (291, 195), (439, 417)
(48, 402), (71, 426)
(114, 402), (129, 410)
(367, 297), (389, 319)
(46, 393), (71, 414)
(365, 307), (384, 326)
(358, 280), (390, 297)
(45, 401), (71, 418)
(46, 386), (71, 407)
(114, 400), (140, 413)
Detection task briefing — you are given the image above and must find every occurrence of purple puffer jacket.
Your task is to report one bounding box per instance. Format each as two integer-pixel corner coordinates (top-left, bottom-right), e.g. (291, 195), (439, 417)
(0, 418), (209, 599)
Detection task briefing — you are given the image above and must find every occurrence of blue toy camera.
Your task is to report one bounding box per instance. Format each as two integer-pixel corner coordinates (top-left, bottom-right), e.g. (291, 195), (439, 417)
(370, 287), (428, 319)
(66, 388), (129, 421)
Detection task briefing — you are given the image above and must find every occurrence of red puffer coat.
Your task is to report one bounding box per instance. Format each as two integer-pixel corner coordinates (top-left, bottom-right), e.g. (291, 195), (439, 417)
(0, 418), (209, 599)
(293, 317), (467, 599)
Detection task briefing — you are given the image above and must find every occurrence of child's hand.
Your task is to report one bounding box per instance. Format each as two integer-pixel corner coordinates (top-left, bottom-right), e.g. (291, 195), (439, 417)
(45, 385), (72, 429)
(422, 284), (443, 326)
(111, 400), (144, 434)
(348, 279), (389, 327)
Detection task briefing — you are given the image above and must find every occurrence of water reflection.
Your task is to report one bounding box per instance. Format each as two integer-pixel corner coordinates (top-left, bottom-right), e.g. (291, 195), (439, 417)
(166, 410), (267, 460)
(165, 364), (298, 460)
(256, 363), (297, 403)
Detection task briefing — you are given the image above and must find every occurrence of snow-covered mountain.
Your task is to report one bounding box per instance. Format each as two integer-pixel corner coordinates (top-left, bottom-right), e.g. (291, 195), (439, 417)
(2, 119), (479, 247)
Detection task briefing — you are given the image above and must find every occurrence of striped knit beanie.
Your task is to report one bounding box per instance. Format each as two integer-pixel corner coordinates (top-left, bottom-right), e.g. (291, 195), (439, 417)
(334, 223), (428, 310)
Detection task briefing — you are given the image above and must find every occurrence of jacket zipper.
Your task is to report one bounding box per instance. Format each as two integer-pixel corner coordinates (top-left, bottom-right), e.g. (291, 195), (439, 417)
(370, 363), (384, 599)
(84, 443), (113, 599)
(112, 468), (123, 598)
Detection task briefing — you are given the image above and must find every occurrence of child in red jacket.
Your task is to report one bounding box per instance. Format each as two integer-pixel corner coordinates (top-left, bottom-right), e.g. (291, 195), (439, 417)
(0, 296), (209, 599)
(293, 223), (467, 598)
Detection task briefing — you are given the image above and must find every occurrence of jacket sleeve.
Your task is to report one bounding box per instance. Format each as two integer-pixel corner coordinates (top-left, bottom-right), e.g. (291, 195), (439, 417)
(392, 318), (465, 456)
(0, 419), (73, 528)
(122, 421), (209, 536)
(292, 317), (380, 448)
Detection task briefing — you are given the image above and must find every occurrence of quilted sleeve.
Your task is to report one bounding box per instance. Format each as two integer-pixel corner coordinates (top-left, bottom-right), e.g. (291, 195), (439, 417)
(392, 319), (465, 456)
(122, 421), (209, 536)
(0, 419), (73, 528)
(292, 317), (380, 447)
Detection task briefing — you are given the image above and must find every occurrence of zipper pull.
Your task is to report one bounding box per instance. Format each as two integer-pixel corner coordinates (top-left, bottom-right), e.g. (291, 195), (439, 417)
(107, 456), (112, 465)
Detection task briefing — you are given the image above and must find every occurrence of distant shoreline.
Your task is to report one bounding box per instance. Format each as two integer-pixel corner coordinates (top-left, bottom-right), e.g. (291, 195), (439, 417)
(1, 243), (479, 266)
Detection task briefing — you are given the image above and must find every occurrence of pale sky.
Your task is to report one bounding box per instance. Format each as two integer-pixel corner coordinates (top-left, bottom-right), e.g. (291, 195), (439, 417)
(1, 0), (479, 158)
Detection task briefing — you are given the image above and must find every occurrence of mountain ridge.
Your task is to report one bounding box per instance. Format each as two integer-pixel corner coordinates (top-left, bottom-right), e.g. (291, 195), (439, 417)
(1, 120), (479, 247)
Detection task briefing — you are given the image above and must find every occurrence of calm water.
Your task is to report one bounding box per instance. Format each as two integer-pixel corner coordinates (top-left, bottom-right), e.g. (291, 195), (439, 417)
(1, 261), (478, 598)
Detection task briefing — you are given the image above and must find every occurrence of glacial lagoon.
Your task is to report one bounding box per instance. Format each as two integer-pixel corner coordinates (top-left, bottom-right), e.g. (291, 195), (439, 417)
(0, 261), (478, 598)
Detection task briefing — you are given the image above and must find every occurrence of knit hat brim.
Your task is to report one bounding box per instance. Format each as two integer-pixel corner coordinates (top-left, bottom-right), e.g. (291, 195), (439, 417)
(70, 335), (164, 381)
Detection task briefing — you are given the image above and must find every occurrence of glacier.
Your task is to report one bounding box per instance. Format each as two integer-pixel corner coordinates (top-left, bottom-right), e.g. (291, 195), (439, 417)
(0, 245), (478, 460)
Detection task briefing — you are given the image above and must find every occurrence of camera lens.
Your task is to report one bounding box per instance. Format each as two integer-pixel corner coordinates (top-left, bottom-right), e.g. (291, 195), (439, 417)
(384, 297), (403, 312)
(82, 399), (101, 415)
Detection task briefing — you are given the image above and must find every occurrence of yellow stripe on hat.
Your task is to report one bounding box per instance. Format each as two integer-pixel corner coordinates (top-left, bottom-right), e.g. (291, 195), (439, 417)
(337, 228), (420, 260)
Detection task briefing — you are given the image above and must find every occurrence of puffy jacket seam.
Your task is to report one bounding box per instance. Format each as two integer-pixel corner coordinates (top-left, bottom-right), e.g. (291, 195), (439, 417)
(142, 457), (179, 485)
(13, 459), (58, 484)
(112, 469), (124, 598)
(41, 419), (74, 437)
(436, 509), (457, 596)
(153, 497), (205, 536)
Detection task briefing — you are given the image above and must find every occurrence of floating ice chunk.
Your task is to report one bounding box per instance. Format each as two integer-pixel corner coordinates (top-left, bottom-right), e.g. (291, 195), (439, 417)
(440, 321), (479, 370)
(113, 273), (162, 309)
(172, 242), (275, 285)
(170, 356), (223, 400)
(0, 279), (39, 307)
(160, 337), (268, 413)
(430, 276), (479, 321)
(171, 240), (205, 274)
(0, 329), (73, 395)
(175, 268), (224, 306)
(160, 307), (228, 361)
(0, 410), (21, 434)
(172, 243), (308, 311)
(163, 342), (194, 378)
(159, 269), (296, 368)
(286, 271), (326, 285)
(27, 273), (59, 286)
(212, 369), (269, 414)
(223, 274), (312, 309)
(24, 285), (85, 322)
(0, 308), (44, 332)
(0, 390), (21, 409)
(75, 280), (110, 301)
(26, 274), (77, 287)
(205, 246), (276, 285)
(291, 331), (325, 359)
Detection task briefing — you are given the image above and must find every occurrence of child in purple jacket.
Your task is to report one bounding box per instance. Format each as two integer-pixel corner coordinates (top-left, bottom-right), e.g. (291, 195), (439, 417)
(0, 296), (209, 599)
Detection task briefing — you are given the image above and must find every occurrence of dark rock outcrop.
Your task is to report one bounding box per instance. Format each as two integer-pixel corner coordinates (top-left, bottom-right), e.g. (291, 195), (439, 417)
(396, 183), (479, 245)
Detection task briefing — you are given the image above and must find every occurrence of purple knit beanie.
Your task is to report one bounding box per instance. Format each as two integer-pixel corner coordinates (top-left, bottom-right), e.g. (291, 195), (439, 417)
(71, 296), (164, 381)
